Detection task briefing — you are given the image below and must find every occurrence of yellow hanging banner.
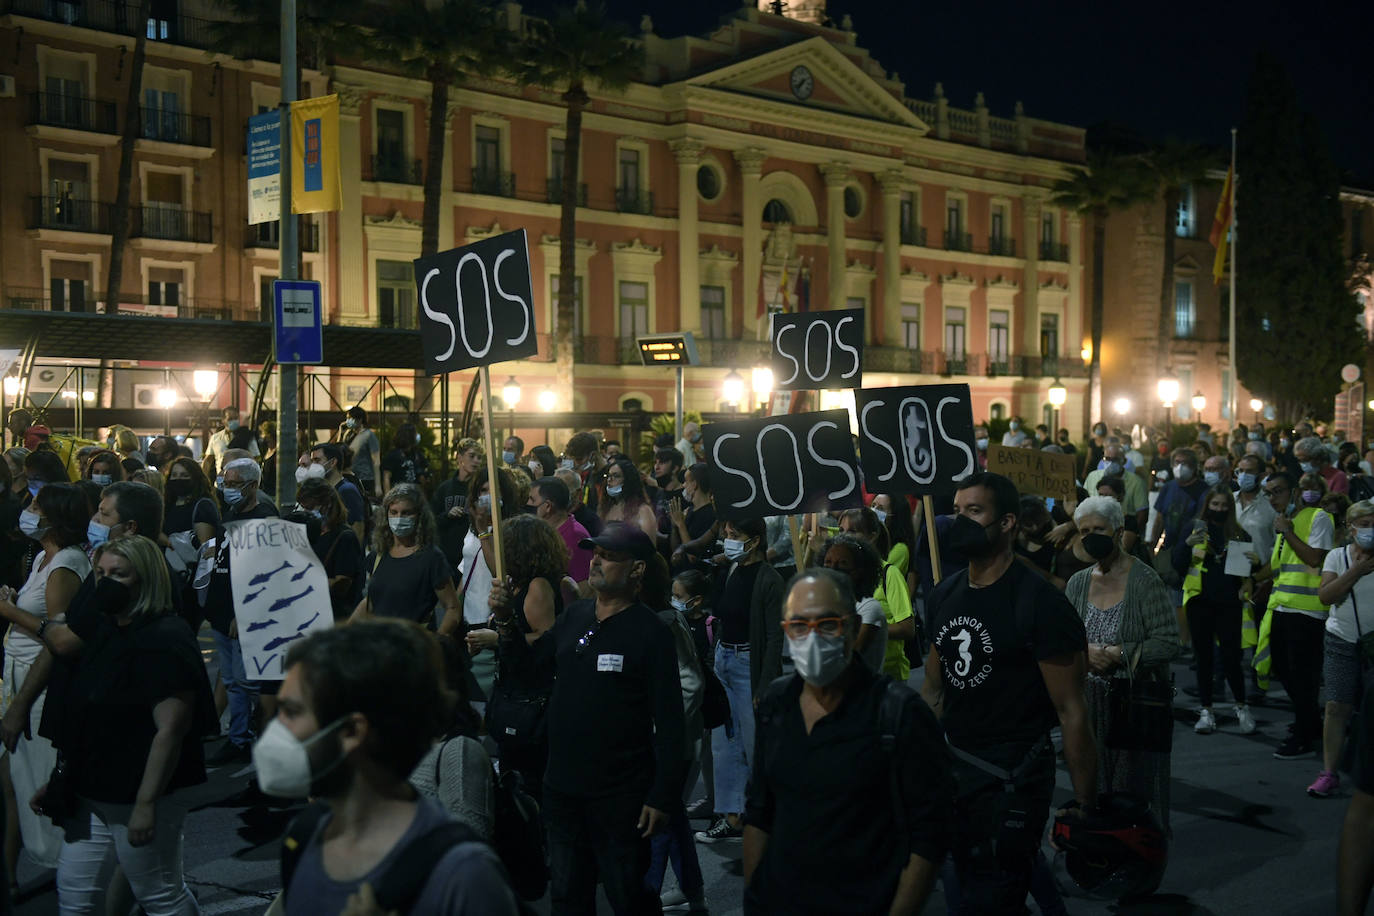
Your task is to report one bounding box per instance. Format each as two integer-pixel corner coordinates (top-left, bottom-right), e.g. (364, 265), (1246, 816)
(290, 94), (341, 214)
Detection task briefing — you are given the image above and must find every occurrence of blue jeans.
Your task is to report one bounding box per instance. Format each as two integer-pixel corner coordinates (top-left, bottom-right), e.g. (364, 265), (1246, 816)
(712, 644), (754, 815)
(644, 794), (704, 898)
(212, 629), (259, 748)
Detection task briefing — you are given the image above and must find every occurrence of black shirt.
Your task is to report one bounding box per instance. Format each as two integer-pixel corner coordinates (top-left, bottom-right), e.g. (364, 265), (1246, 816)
(572, 503), (603, 537)
(533, 599), (684, 810)
(431, 476), (472, 571)
(744, 663), (954, 915)
(314, 527), (366, 620)
(381, 448), (429, 487)
(927, 560), (1086, 751)
(203, 502), (279, 634)
(164, 496), (220, 540)
(365, 546), (452, 623)
(713, 562), (760, 646)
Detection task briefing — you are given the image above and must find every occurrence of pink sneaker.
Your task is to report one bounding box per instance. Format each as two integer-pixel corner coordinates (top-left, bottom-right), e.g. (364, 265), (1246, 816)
(1307, 770), (1340, 798)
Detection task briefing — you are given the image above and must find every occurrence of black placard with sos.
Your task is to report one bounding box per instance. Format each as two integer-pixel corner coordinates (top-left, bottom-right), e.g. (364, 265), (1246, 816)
(771, 308), (864, 390)
(703, 410), (863, 521)
(855, 384), (977, 497)
(413, 228), (537, 375)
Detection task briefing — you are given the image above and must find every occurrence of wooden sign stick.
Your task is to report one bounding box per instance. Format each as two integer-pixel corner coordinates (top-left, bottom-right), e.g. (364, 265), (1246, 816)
(478, 364), (506, 584)
(922, 494), (943, 587)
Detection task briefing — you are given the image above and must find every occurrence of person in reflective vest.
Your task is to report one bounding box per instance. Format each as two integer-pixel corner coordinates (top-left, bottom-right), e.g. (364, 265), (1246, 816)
(1253, 471), (1333, 760)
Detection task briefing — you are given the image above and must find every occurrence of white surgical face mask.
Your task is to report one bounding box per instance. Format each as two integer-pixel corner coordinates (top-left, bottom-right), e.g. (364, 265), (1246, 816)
(670, 597), (690, 613)
(558, 458), (575, 472)
(873, 509), (888, 524)
(306, 462), (328, 480)
(1356, 528), (1374, 550)
(789, 630), (849, 687)
(222, 485), (246, 506)
(91, 473), (112, 486)
(388, 516), (416, 536)
(345, 418), (357, 429)
(606, 484), (624, 498)
(976, 437), (989, 451)
(294, 465), (309, 485)
(1236, 471), (1258, 492)
(476, 493), (492, 512)
(19, 509), (46, 540)
(1174, 463), (1194, 482)
(252, 718), (347, 799)
(1203, 470), (1221, 487)
(722, 538), (748, 560)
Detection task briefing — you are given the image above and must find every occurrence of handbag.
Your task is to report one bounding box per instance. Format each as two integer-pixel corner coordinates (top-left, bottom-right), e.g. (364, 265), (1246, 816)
(485, 685), (549, 750)
(1104, 645), (1175, 753)
(39, 753), (77, 825)
(700, 666), (730, 730)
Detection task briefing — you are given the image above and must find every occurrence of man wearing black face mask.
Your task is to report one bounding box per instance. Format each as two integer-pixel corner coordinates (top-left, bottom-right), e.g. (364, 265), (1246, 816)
(922, 472), (1096, 913)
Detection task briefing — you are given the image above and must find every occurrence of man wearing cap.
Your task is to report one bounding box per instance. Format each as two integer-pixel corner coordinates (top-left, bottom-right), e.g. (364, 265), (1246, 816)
(517, 522), (684, 913)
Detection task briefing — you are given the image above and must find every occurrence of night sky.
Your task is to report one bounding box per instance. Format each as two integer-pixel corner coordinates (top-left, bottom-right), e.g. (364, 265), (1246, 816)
(526, 0), (1371, 185)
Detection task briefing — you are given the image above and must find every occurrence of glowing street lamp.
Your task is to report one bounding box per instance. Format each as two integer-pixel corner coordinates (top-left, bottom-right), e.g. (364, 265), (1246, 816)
(1249, 397), (1263, 423)
(722, 369), (744, 409)
(501, 376), (521, 441)
(1157, 372), (1180, 436)
(1191, 391), (1206, 424)
(538, 387), (556, 412)
(752, 366), (773, 411)
(1113, 397), (1131, 419)
(193, 370), (219, 402)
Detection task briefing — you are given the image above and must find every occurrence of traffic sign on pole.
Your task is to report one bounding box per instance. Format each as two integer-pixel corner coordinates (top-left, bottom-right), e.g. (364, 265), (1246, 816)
(273, 279), (322, 365)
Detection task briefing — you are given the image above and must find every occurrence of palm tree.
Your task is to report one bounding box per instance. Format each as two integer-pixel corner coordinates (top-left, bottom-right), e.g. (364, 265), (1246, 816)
(370, 0), (510, 257)
(104, 0), (152, 317)
(1144, 142), (1221, 384)
(1053, 151), (1155, 420)
(515, 1), (641, 404)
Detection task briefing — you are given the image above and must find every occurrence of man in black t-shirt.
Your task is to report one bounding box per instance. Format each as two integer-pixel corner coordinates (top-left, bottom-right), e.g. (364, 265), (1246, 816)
(922, 471), (1095, 914)
(380, 422), (431, 493)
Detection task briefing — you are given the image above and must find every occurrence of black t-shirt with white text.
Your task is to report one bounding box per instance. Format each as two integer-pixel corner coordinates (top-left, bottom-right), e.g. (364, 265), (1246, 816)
(927, 560), (1086, 752)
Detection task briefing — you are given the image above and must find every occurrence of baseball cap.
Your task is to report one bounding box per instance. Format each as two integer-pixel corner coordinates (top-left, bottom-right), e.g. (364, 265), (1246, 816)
(580, 522), (655, 560)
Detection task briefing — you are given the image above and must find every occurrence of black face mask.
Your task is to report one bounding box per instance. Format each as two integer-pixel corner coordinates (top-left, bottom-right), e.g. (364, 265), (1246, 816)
(165, 478), (193, 501)
(1206, 509), (1230, 524)
(1081, 532), (1115, 561)
(92, 575), (132, 617)
(949, 514), (1000, 558)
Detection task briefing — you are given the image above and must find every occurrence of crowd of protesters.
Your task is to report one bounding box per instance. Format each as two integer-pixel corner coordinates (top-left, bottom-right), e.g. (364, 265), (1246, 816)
(4, 403), (1374, 914)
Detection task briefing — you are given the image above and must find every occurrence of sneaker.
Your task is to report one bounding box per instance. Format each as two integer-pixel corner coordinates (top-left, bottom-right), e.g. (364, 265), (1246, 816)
(1274, 736), (1315, 760)
(1194, 708), (1216, 734)
(694, 816), (743, 843)
(661, 889), (709, 913)
(685, 797), (714, 820)
(1236, 704), (1257, 735)
(1308, 770), (1340, 797)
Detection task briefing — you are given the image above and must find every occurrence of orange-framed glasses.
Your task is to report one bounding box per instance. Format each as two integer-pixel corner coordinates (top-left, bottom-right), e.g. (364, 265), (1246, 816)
(780, 617), (846, 639)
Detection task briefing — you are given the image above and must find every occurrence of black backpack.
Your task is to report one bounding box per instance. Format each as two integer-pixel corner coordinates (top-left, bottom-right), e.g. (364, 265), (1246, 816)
(490, 766), (549, 902)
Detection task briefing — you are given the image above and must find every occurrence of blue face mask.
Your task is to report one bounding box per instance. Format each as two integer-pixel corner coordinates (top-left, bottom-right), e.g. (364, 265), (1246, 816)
(606, 485), (623, 498)
(502, 450), (516, 465)
(1236, 472), (1258, 492)
(26, 481), (41, 498)
(1203, 471), (1221, 487)
(86, 519), (111, 548)
(1098, 460), (1123, 476)
(1356, 528), (1374, 550)
(1299, 461), (1316, 475)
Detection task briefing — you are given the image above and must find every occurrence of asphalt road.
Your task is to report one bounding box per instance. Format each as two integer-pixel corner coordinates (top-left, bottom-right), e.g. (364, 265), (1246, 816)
(9, 651), (1353, 915)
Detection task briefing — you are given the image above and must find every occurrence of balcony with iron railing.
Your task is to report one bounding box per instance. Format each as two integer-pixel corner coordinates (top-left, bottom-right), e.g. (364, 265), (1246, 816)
(900, 225), (927, 247)
(246, 218), (320, 253)
(4, 0), (216, 49)
(944, 231), (974, 252)
(133, 206), (213, 244)
(378, 300), (418, 330)
(987, 236), (1016, 257)
(545, 177), (588, 206)
(471, 168), (516, 198)
(29, 197), (114, 234)
(28, 91), (118, 134)
(1039, 241), (1070, 262)
(366, 155), (422, 185)
(3, 287), (255, 321)
(140, 108), (212, 147)
(615, 187), (653, 215)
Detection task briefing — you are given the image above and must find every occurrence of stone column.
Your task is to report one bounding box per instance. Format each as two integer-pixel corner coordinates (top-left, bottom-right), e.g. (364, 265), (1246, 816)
(878, 170), (905, 347)
(439, 99), (460, 252)
(671, 139), (705, 334)
(336, 84), (365, 322)
(735, 147), (766, 337)
(1022, 197), (1042, 359)
(821, 162), (850, 312)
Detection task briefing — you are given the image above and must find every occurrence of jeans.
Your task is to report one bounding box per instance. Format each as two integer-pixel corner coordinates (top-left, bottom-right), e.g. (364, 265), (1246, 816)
(57, 797), (198, 915)
(941, 851), (1066, 916)
(210, 630), (258, 748)
(712, 644), (754, 815)
(645, 788), (704, 898)
(545, 786), (660, 915)
(1187, 597), (1245, 707)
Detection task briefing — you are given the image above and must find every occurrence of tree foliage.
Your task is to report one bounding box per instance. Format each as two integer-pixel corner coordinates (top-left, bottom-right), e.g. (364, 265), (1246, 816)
(1236, 53), (1360, 417)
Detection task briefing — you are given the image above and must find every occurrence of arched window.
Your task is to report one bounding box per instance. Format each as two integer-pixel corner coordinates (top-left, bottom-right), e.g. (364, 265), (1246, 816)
(989, 402), (1006, 421)
(622, 398), (643, 412)
(763, 199), (792, 223)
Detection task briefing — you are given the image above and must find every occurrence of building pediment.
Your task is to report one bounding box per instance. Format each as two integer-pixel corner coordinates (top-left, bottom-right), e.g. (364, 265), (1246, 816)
(682, 37), (927, 133)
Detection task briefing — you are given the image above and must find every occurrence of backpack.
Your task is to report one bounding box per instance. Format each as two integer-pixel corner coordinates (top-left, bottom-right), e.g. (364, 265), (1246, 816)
(490, 766), (549, 901)
(279, 802), (490, 913)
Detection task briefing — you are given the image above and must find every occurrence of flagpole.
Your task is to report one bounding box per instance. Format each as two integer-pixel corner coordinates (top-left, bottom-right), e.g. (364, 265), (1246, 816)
(1228, 127), (1238, 426)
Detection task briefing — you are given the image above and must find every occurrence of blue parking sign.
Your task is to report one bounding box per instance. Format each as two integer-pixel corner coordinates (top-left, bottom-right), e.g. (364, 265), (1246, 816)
(273, 280), (323, 364)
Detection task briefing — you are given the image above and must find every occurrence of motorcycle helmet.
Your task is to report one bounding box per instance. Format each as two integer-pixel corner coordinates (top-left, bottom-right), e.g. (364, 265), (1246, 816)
(1051, 793), (1166, 899)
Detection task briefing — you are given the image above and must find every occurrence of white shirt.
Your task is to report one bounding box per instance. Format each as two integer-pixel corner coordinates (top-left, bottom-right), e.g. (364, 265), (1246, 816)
(855, 596), (888, 673)
(1274, 510), (1334, 619)
(1001, 429), (1029, 448)
(1323, 545), (1374, 642)
(1236, 490), (1277, 562)
(460, 530), (494, 627)
(8, 546), (91, 665)
(208, 427), (260, 472)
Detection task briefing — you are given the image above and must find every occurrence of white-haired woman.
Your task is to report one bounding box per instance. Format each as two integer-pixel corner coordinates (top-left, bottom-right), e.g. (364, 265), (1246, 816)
(1065, 495), (1181, 840)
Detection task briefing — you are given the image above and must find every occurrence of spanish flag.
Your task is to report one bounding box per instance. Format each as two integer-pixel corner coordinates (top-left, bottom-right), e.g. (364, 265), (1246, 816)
(291, 95), (341, 214)
(1209, 166), (1233, 285)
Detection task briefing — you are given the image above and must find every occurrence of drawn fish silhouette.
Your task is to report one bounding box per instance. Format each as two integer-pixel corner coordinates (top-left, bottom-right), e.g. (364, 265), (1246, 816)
(249, 561), (293, 586)
(262, 632), (306, 651)
(297, 611), (320, 631)
(267, 584), (315, 613)
(289, 566), (310, 582)
(246, 619), (278, 632)
(242, 587), (265, 604)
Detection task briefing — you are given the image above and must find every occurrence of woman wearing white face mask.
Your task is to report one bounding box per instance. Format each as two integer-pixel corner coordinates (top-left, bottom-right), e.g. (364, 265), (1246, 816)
(1312, 500), (1374, 798)
(350, 484), (461, 637)
(695, 518), (782, 845)
(600, 458), (658, 541)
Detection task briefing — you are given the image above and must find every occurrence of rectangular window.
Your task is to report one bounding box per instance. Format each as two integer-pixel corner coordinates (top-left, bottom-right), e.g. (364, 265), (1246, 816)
(946, 200), (962, 238)
(376, 259), (415, 329)
(989, 309), (1010, 367)
(147, 267), (183, 308)
(901, 303), (921, 350)
(475, 125), (501, 175)
(618, 148), (640, 196)
(551, 274), (583, 336)
(1174, 280), (1195, 338)
(899, 191), (915, 239)
(1040, 313), (1059, 358)
(1176, 368), (1192, 421)
(618, 280), (649, 341)
(143, 88), (180, 142)
(550, 135), (565, 181)
(1041, 212), (1055, 245)
(1176, 183), (1195, 238)
(145, 171), (183, 205)
(376, 109), (405, 167)
(944, 306), (966, 357)
(701, 285), (726, 340)
(50, 259), (91, 313)
(991, 206), (1005, 243)
(48, 159), (91, 226)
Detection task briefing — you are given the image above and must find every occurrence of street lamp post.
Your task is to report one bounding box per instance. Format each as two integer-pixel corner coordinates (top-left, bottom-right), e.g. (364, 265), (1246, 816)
(752, 366), (774, 417)
(1113, 397), (1131, 428)
(502, 376), (522, 446)
(1158, 373), (1180, 440)
(1192, 391), (1206, 426)
(194, 370), (218, 458)
(1249, 397), (1263, 424)
(722, 369), (744, 412)
(1047, 379), (1066, 440)
(538, 386), (555, 449)
(157, 387), (177, 437)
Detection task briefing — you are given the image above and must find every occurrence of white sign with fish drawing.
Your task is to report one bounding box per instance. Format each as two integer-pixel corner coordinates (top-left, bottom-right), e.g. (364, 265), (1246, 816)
(227, 518), (333, 679)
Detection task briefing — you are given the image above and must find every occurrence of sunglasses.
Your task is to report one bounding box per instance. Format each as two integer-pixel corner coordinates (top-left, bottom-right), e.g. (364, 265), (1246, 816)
(780, 617), (846, 639)
(575, 620), (602, 655)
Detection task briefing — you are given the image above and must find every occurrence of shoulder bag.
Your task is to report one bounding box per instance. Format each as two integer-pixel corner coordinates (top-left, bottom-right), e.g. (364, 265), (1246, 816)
(1105, 643), (1175, 753)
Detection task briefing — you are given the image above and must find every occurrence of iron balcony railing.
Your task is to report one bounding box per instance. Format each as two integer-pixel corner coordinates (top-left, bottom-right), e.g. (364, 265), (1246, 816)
(367, 155), (422, 185)
(545, 177), (587, 206)
(615, 187), (654, 215)
(29, 91), (118, 133)
(29, 197), (114, 234)
(139, 108), (212, 147)
(1039, 241), (1070, 261)
(246, 218), (320, 252)
(471, 168), (516, 198)
(133, 206), (213, 244)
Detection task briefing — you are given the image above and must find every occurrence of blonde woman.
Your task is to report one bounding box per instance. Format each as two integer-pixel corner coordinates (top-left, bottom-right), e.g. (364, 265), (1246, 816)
(44, 534), (215, 913)
(352, 483), (462, 635)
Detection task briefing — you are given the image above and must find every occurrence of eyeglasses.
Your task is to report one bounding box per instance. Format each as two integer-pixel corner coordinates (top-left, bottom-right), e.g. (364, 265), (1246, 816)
(780, 617), (846, 639)
(575, 620), (602, 655)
